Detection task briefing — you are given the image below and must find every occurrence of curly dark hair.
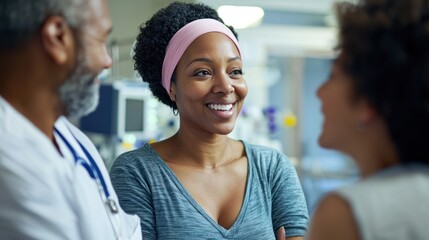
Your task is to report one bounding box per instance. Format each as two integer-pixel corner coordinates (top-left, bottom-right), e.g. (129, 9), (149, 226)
(133, 1), (238, 110)
(336, 0), (429, 164)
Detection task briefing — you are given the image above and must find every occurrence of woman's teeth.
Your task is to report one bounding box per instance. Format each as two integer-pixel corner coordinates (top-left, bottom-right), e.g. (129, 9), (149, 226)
(207, 103), (233, 111)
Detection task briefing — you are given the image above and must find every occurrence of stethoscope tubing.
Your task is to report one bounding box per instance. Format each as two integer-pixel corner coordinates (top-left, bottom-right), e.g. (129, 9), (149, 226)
(54, 128), (111, 202)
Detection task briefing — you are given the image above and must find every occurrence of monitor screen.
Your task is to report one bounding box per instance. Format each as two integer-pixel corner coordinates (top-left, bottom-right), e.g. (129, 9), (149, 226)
(125, 98), (144, 132)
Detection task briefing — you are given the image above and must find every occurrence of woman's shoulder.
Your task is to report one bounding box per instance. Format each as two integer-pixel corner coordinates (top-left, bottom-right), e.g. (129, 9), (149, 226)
(111, 143), (161, 171)
(242, 141), (290, 166)
(241, 141), (297, 179)
(308, 193), (360, 240)
(242, 141), (285, 157)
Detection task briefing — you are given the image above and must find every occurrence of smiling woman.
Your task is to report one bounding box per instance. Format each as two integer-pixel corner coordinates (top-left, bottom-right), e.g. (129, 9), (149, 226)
(109, 2), (309, 240)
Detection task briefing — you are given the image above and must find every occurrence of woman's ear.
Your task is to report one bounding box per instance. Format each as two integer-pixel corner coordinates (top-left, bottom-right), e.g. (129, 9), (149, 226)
(41, 15), (75, 65)
(357, 99), (378, 127)
(170, 82), (177, 101)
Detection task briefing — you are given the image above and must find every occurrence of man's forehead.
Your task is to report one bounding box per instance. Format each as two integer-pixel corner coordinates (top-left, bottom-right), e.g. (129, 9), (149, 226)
(87, 0), (106, 11)
(85, 0), (112, 33)
(85, 0), (109, 19)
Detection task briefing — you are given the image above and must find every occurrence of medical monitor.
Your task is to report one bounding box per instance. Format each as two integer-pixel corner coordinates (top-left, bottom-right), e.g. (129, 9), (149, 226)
(80, 82), (157, 139)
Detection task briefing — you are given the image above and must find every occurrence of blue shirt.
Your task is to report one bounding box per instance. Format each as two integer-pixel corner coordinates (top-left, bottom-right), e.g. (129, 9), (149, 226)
(110, 141), (308, 239)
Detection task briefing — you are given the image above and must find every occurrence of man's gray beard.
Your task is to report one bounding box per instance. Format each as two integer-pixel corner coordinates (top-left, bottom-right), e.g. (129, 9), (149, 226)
(59, 54), (100, 118)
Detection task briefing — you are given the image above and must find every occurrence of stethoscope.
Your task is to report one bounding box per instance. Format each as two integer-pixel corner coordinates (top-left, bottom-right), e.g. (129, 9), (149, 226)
(54, 128), (119, 215)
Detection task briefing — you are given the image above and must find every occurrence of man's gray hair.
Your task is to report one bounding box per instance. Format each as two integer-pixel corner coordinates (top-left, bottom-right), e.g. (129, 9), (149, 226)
(0, 0), (87, 50)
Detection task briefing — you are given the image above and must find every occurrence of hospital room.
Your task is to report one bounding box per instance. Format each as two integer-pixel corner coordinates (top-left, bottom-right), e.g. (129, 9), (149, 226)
(1, 0), (428, 239)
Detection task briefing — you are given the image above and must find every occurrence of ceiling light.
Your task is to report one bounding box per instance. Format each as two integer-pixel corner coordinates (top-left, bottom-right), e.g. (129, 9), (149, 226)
(217, 5), (265, 29)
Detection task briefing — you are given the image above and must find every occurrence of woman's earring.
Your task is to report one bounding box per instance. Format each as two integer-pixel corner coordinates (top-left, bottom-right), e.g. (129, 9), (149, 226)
(172, 101), (179, 116)
(172, 108), (179, 116)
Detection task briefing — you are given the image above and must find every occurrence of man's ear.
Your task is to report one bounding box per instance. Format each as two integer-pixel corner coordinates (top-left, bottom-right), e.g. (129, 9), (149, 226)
(41, 16), (75, 65)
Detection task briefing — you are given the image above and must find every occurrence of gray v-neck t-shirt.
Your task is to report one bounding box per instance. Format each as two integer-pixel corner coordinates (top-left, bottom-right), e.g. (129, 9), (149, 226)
(110, 141), (308, 239)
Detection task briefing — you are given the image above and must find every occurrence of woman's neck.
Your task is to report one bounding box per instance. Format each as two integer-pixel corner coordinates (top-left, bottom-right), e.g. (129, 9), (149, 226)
(350, 139), (400, 178)
(161, 129), (240, 169)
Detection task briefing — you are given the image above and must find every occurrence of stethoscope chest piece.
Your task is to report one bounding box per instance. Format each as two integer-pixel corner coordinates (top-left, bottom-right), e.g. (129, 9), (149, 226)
(107, 199), (119, 214)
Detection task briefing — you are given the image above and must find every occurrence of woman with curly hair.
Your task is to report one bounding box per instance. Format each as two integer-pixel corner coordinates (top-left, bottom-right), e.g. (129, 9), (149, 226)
(109, 2), (308, 239)
(309, 0), (429, 239)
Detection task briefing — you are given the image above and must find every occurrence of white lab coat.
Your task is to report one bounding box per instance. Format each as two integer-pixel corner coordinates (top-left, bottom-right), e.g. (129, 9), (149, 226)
(0, 96), (141, 240)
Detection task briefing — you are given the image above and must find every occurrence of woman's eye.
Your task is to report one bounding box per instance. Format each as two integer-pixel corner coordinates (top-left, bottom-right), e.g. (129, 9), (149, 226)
(194, 70), (211, 76)
(230, 69), (243, 77)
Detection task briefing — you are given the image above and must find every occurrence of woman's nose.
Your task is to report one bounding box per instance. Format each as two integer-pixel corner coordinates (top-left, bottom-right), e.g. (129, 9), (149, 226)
(212, 73), (234, 94)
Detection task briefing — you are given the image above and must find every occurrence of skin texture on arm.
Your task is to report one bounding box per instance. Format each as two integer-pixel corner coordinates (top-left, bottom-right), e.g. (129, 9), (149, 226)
(308, 194), (360, 240)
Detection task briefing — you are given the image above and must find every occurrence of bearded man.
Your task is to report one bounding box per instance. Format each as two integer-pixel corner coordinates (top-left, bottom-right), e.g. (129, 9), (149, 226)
(0, 0), (141, 239)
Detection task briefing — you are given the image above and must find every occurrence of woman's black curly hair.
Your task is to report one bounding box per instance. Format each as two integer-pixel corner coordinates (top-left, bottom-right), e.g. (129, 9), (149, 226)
(133, 1), (237, 110)
(336, 0), (429, 164)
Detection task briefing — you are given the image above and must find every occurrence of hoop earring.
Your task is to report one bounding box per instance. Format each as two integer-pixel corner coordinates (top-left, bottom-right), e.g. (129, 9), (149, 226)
(173, 108), (179, 116)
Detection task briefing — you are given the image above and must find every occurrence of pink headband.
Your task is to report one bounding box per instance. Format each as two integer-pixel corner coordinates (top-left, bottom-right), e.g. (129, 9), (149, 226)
(161, 18), (241, 94)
